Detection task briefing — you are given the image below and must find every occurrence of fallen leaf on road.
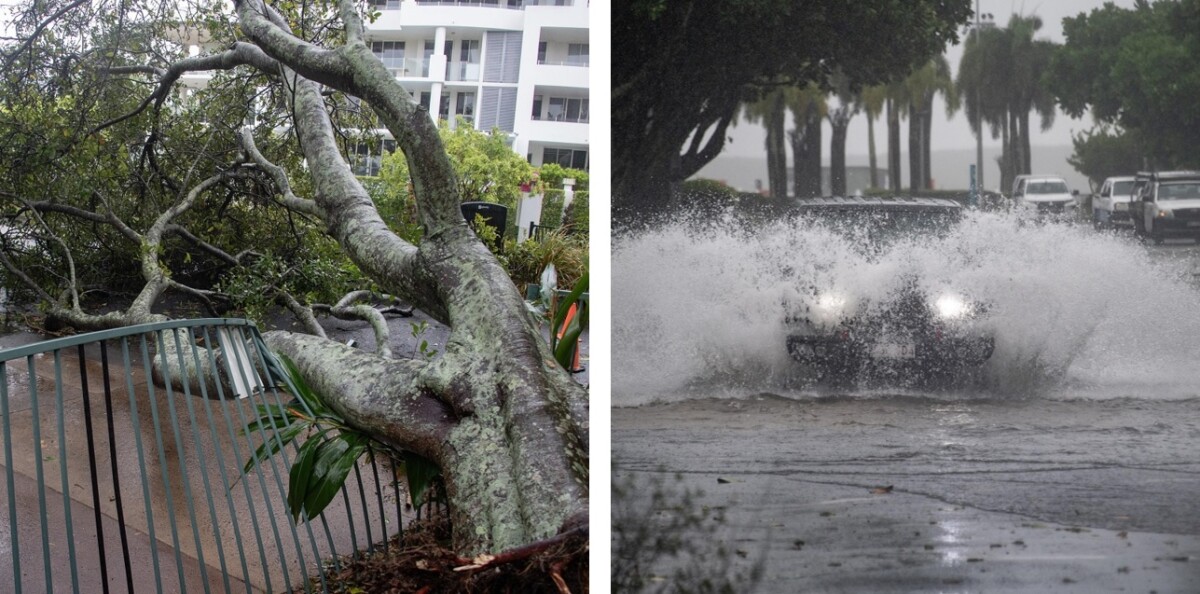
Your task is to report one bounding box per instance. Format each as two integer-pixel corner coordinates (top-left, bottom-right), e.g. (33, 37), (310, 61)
(871, 485), (893, 495)
(717, 477), (731, 484)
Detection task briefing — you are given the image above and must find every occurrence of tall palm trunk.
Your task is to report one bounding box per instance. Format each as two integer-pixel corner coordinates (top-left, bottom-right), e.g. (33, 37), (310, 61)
(791, 101), (823, 198)
(766, 92), (788, 199)
(829, 106), (852, 196)
(908, 104), (922, 193)
(1000, 110), (1013, 192)
(867, 115), (878, 189)
(887, 97), (902, 193)
(1020, 110), (1032, 174)
(922, 94), (934, 189)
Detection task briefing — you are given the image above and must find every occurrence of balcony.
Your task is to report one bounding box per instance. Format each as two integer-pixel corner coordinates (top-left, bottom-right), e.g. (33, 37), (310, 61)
(445, 62), (481, 82)
(380, 57), (433, 78)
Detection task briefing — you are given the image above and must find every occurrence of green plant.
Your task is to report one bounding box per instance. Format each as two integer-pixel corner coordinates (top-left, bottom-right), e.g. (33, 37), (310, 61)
(499, 229), (588, 296)
(409, 320), (438, 359)
(550, 273), (588, 372)
(243, 353), (443, 520)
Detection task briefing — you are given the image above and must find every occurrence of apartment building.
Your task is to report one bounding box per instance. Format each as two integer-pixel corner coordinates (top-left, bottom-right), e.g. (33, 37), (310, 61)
(176, 1), (589, 176)
(361, 0), (589, 174)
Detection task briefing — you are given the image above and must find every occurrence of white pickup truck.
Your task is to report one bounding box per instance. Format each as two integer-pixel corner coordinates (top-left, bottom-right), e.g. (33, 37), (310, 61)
(1128, 171), (1200, 244)
(1091, 175), (1136, 229)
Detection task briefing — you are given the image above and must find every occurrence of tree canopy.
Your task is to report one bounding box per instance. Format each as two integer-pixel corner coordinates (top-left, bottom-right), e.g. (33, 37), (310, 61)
(1046, 0), (1200, 169)
(612, 0), (973, 222)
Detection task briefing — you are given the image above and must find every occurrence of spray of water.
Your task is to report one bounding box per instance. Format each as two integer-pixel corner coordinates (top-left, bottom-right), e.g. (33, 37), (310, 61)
(613, 209), (1200, 406)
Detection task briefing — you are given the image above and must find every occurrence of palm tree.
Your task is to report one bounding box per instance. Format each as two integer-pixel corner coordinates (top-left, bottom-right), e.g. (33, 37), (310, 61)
(886, 80), (905, 192)
(741, 87), (790, 199)
(860, 84), (888, 189)
(957, 14), (1058, 193)
(788, 84), (825, 198)
(826, 73), (860, 196)
(903, 56), (955, 191)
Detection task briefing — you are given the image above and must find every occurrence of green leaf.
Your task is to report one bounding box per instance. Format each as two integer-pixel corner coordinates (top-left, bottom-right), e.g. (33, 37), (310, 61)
(277, 354), (329, 417)
(288, 429), (328, 520)
(303, 434), (368, 519)
(403, 453), (442, 508)
(551, 272), (588, 368)
(242, 422), (306, 474)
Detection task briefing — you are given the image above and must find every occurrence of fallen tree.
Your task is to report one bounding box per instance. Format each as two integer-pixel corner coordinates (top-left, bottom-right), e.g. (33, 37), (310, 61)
(0, 0), (587, 556)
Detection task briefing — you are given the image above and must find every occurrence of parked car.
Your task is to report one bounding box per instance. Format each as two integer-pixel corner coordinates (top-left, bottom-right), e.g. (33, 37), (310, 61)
(783, 197), (994, 381)
(1128, 171), (1200, 244)
(1091, 175), (1137, 229)
(1011, 175), (1078, 217)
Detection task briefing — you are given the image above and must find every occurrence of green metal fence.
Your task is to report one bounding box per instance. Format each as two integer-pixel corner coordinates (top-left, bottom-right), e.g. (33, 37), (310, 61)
(0, 318), (405, 593)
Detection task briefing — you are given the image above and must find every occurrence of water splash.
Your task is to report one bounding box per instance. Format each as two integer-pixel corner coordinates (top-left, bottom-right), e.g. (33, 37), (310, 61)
(613, 209), (1200, 406)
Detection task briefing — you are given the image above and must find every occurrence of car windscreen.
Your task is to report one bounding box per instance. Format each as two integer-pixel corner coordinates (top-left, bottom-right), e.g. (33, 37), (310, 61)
(1027, 181), (1068, 194)
(1157, 181), (1200, 200)
(798, 207), (961, 251)
(1112, 180), (1135, 196)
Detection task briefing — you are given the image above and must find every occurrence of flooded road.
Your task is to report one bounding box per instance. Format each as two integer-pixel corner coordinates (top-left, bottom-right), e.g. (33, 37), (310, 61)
(612, 215), (1200, 592)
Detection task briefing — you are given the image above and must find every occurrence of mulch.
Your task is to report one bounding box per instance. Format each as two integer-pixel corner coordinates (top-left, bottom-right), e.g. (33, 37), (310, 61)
(316, 517), (589, 594)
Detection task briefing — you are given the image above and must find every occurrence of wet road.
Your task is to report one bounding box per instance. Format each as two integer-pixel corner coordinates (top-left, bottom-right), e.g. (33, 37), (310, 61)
(613, 222), (1200, 592)
(613, 395), (1200, 593)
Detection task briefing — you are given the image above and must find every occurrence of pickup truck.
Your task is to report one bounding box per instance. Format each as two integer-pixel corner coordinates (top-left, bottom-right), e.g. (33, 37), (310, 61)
(1128, 171), (1200, 244)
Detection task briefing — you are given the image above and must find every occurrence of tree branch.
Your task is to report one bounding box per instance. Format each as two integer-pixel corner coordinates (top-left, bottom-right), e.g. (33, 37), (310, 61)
(0, 0), (91, 71)
(93, 43), (282, 135)
(237, 127), (325, 218)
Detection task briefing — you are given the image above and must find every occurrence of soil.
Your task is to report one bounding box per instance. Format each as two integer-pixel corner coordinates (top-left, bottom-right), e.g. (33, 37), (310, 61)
(317, 516), (589, 594)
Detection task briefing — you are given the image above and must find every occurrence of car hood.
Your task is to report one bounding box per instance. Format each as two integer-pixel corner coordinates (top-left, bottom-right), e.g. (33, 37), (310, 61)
(1159, 198), (1200, 211)
(1023, 192), (1074, 203)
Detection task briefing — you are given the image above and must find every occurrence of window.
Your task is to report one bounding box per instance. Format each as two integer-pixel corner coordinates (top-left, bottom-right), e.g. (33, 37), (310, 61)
(546, 97), (588, 123)
(566, 43), (588, 66)
(460, 39), (480, 64)
(456, 91), (476, 123)
(543, 148), (588, 170)
(531, 95), (542, 119)
(369, 0), (400, 9)
(537, 42), (547, 64)
(371, 41), (406, 72)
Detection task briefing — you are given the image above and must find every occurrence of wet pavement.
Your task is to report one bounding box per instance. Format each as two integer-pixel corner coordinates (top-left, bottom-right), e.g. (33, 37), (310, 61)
(613, 395), (1200, 592)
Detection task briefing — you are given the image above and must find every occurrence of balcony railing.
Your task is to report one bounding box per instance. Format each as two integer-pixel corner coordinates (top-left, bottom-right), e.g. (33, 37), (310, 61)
(380, 57), (432, 78)
(536, 58), (589, 67)
(0, 319), (407, 593)
(445, 61), (481, 82)
(532, 114), (589, 123)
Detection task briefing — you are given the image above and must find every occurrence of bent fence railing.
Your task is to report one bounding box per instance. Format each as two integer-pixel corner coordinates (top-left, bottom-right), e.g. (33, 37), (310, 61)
(0, 318), (405, 593)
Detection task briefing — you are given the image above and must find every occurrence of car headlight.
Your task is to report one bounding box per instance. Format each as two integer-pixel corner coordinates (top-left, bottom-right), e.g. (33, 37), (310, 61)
(1157, 209), (1174, 218)
(932, 294), (971, 319)
(815, 293), (847, 313)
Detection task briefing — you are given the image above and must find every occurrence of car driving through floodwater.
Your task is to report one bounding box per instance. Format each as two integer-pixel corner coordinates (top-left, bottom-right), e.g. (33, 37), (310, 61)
(782, 197), (993, 383)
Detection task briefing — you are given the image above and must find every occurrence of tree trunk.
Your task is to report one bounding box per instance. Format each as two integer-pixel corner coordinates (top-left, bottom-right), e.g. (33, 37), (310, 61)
(791, 100), (823, 198)
(908, 104), (922, 193)
(922, 94), (934, 189)
(1020, 110), (1032, 175)
(888, 97), (902, 192)
(829, 107), (852, 197)
(1000, 110), (1013, 193)
(867, 114), (878, 189)
(766, 92), (788, 200)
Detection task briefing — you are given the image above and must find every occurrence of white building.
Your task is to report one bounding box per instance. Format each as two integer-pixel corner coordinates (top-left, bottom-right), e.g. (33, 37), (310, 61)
(363, 0), (589, 173)
(176, 1), (589, 175)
